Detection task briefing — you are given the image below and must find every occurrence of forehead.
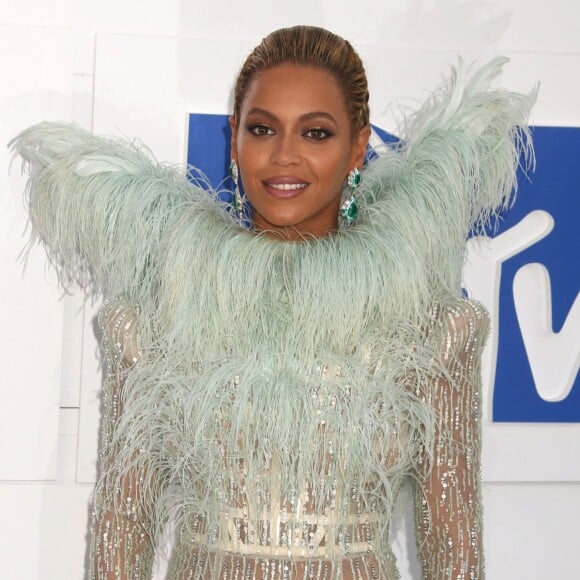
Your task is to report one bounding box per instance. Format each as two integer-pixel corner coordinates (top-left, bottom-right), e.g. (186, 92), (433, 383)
(241, 63), (348, 119)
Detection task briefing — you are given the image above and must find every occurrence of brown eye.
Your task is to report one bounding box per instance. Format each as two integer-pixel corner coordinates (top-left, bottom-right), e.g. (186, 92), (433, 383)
(248, 124), (275, 137)
(304, 127), (333, 141)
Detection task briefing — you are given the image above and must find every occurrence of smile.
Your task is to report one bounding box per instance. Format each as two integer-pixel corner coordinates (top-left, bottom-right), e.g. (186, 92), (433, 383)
(267, 183), (308, 191)
(262, 178), (310, 199)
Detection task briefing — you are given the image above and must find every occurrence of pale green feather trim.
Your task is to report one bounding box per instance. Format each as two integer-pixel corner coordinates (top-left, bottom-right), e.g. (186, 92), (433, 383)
(9, 58), (536, 357)
(10, 121), (223, 303)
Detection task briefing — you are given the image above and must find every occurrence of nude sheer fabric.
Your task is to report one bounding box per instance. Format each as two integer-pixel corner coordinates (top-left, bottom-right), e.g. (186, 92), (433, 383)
(90, 299), (487, 580)
(414, 300), (488, 579)
(90, 301), (155, 580)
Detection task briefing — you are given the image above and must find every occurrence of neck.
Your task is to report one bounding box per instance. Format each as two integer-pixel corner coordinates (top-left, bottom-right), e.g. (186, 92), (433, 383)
(252, 208), (341, 241)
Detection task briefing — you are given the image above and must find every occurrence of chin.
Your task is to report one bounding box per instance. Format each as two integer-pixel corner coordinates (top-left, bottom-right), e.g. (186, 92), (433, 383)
(253, 209), (307, 229)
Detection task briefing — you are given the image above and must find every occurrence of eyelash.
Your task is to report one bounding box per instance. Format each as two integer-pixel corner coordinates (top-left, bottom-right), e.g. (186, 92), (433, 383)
(246, 124), (334, 141)
(248, 124), (274, 137)
(304, 127), (334, 140)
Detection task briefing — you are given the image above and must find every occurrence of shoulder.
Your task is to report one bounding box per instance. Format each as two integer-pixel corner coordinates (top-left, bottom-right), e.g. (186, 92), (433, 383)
(97, 298), (141, 369)
(429, 299), (489, 362)
(442, 299), (489, 338)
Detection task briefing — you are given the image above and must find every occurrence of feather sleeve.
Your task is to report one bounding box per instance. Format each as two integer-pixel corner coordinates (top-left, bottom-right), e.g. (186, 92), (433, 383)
(361, 57), (537, 295)
(406, 56), (535, 226)
(9, 122), (213, 301)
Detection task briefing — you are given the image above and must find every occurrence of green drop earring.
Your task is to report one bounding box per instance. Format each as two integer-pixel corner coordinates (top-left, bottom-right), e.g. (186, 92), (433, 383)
(340, 167), (361, 225)
(229, 159), (244, 221)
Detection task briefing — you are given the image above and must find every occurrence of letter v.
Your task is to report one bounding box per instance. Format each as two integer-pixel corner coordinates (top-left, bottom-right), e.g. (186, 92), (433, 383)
(513, 263), (580, 402)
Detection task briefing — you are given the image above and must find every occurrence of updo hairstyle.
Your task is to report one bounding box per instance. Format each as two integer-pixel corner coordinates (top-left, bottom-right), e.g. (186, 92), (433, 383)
(232, 26), (370, 133)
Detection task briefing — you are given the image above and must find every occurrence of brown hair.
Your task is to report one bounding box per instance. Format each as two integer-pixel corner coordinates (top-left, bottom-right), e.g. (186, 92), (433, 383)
(233, 26), (370, 132)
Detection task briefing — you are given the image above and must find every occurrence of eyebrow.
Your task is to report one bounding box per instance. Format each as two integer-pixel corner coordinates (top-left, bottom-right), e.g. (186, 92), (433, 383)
(245, 107), (338, 126)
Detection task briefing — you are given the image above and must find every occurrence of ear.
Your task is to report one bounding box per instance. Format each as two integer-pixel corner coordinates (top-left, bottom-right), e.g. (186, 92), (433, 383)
(228, 116), (238, 160)
(351, 125), (371, 169)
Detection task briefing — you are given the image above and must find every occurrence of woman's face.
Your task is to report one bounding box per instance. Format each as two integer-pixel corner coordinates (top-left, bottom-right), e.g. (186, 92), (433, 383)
(231, 63), (370, 240)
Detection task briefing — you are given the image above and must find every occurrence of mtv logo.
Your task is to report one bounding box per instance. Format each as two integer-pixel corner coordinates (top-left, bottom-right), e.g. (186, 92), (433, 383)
(464, 127), (579, 423)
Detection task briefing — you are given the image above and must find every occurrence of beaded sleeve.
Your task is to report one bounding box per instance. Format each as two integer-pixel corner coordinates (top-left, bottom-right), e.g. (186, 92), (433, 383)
(90, 300), (156, 580)
(414, 300), (489, 580)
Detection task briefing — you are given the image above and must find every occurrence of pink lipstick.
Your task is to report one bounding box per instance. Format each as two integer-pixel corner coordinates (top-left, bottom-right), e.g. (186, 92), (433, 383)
(262, 176), (309, 199)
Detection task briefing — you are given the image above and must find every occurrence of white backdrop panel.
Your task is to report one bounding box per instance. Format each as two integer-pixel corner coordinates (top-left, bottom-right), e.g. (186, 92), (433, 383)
(7, 0), (577, 54)
(76, 301), (103, 483)
(484, 483), (580, 579)
(0, 24), (73, 480)
(93, 33), (253, 161)
(0, 482), (92, 579)
(1, 0), (72, 26)
(174, 0), (580, 54)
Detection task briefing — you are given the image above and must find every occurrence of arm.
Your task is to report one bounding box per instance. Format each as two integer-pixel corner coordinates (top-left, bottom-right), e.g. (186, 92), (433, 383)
(414, 300), (489, 579)
(90, 300), (156, 580)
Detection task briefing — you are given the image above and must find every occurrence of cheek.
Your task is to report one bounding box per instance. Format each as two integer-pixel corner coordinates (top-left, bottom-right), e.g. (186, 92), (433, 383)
(237, 141), (266, 183)
(313, 151), (350, 189)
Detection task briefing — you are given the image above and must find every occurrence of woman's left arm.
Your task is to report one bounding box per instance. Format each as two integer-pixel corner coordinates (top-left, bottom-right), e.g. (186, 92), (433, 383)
(414, 300), (489, 579)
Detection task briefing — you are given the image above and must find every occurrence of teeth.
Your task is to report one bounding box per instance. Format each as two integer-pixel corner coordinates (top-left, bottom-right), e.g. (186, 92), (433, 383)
(268, 183), (307, 191)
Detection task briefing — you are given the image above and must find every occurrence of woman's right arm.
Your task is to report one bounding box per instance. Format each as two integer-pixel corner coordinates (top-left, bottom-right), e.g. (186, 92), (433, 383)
(90, 300), (156, 580)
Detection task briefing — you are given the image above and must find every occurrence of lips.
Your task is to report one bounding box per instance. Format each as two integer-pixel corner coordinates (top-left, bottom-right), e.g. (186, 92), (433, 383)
(262, 176), (309, 199)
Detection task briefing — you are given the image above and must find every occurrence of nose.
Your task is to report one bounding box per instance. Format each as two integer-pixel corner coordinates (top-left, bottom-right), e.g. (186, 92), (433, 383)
(270, 133), (301, 166)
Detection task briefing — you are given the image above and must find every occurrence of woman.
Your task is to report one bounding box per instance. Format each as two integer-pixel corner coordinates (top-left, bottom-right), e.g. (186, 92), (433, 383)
(12, 26), (534, 579)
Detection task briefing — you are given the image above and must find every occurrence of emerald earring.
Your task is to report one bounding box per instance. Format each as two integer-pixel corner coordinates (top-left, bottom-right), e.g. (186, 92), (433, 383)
(229, 159), (244, 221)
(340, 167), (361, 225)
